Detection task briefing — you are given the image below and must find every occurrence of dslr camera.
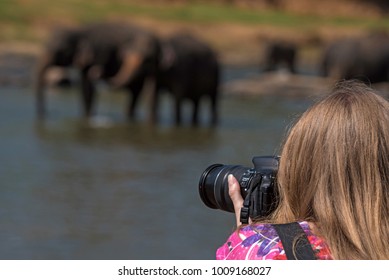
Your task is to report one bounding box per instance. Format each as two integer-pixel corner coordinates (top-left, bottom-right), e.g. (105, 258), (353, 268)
(198, 156), (279, 224)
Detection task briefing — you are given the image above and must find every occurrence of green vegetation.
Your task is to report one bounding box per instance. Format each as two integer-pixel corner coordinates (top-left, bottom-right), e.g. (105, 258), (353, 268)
(0, 0), (388, 42)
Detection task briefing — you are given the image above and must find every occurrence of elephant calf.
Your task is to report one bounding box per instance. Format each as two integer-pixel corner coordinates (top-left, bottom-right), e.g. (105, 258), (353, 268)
(155, 33), (220, 126)
(262, 40), (297, 74)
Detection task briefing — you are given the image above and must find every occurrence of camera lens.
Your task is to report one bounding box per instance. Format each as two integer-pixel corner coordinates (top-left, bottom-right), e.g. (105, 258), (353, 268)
(198, 164), (248, 213)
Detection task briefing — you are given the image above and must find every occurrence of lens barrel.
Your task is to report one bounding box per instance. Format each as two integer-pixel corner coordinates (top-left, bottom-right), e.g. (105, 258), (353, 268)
(198, 164), (249, 213)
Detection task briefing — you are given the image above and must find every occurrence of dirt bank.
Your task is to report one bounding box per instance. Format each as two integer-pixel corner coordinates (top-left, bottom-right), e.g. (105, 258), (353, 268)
(0, 0), (387, 88)
(1, 0), (387, 64)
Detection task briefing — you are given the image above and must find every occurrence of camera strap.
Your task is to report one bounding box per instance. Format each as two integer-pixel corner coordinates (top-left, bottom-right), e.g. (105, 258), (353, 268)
(272, 222), (317, 260)
(240, 175), (274, 225)
(240, 192), (252, 224)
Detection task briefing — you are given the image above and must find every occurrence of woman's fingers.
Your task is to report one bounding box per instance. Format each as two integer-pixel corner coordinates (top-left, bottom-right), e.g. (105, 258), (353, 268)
(228, 174), (244, 227)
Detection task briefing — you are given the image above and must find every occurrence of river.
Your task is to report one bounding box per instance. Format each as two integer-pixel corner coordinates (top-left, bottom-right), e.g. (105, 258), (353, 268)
(0, 65), (318, 259)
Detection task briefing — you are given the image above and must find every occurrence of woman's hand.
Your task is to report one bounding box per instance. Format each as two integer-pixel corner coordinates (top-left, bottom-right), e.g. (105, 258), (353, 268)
(228, 174), (244, 227)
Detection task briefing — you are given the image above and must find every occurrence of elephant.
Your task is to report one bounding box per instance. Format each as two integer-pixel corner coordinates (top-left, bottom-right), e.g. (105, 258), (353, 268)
(320, 32), (389, 84)
(35, 22), (161, 121)
(262, 40), (297, 74)
(154, 33), (220, 126)
(320, 37), (363, 80)
(35, 26), (84, 118)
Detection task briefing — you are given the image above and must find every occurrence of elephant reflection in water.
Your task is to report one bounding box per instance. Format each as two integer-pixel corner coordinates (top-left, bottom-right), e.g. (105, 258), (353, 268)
(320, 32), (389, 84)
(35, 22), (161, 121)
(155, 33), (220, 126)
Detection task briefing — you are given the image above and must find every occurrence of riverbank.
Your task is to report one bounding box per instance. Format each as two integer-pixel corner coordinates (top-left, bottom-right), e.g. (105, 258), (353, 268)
(1, 0), (388, 93)
(1, 1), (388, 64)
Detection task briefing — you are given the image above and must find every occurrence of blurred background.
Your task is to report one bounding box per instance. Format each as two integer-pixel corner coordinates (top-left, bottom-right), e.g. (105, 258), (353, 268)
(0, 0), (388, 259)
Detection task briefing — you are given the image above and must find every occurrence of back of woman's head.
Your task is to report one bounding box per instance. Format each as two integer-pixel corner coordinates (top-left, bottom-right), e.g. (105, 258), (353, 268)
(275, 80), (389, 259)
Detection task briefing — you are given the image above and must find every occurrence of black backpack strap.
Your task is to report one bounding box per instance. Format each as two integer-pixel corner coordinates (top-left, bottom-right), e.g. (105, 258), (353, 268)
(272, 222), (317, 260)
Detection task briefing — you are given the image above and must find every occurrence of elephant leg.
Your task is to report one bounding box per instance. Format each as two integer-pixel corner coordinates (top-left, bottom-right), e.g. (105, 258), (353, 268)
(128, 91), (140, 120)
(191, 99), (199, 126)
(174, 97), (183, 125)
(210, 94), (218, 126)
(81, 71), (96, 118)
(150, 81), (160, 124)
(287, 57), (296, 73)
(127, 78), (145, 120)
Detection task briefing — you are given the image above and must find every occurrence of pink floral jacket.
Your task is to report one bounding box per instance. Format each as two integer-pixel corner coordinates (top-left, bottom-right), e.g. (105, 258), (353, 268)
(216, 221), (332, 260)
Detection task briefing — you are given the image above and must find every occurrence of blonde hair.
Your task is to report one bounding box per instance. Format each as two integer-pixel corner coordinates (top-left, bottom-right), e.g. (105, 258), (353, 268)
(273, 80), (389, 259)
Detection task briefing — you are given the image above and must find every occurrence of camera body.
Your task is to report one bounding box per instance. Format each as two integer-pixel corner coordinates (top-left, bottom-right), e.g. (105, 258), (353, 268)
(198, 156), (279, 224)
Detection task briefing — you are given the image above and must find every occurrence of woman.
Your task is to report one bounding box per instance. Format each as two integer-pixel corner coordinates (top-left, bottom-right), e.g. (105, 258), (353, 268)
(217, 80), (389, 260)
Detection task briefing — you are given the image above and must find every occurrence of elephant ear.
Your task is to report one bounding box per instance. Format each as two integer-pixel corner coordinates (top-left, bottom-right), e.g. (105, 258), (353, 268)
(159, 43), (176, 70)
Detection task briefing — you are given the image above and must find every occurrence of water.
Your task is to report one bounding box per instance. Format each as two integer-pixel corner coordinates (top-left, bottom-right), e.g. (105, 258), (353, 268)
(0, 69), (315, 259)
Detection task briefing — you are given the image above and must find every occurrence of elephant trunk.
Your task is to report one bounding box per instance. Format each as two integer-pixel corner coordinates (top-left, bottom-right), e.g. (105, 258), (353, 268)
(35, 55), (51, 119)
(110, 52), (143, 88)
